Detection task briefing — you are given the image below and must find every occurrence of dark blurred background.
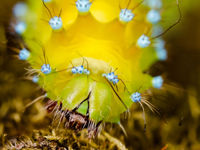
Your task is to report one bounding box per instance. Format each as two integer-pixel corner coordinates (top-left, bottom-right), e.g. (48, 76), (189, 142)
(0, 0), (200, 149)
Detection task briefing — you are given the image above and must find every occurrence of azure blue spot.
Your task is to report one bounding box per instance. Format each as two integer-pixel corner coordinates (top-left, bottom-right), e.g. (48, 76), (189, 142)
(41, 64), (52, 74)
(156, 48), (167, 61)
(131, 92), (141, 103)
(13, 2), (27, 18)
(76, 0), (92, 13)
(147, 9), (161, 24)
(137, 34), (151, 48)
(112, 78), (119, 84)
(15, 21), (27, 34)
(146, 0), (162, 9)
(72, 67), (77, 74)
(83, 69), (90, 75)
(49, 16), (63, 30)
(32, 75), (39, 83)
(102, 72), (119, 84)
(76, 65), (84, 74)
(152, 76), (163, 89)
(71, 65), (90, 75)
(19, 48), (30, 60)
(119, 9), (135, 23)
(154, 38), (167, 61)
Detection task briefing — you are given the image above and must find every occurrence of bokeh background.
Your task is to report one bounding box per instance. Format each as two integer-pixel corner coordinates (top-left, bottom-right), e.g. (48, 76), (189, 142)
(0, 0), (200, 149)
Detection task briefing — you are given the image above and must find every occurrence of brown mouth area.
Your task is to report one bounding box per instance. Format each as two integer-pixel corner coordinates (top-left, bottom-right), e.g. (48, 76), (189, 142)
(45, 100), (102, 138)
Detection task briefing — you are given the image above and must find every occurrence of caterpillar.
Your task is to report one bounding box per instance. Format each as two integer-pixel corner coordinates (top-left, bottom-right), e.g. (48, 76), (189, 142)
(10, 0), (181, 137)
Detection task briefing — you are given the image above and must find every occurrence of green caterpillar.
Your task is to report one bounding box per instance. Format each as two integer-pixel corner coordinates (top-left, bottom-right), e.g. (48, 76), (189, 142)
(12, 0), (180, 137)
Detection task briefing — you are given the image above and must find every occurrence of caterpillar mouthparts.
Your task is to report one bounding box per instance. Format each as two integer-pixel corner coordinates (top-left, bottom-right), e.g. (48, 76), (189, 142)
(46, 99), (102, 138)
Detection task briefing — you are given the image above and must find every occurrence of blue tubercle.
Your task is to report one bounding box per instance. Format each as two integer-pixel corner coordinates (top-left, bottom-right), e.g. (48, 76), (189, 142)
(76, 65), (84, 74)
(146, 0), (162, 9)
(15, 21), (27, 35)
(102, 72), (119, 84)
(83, 69), (90, 75)
(131, 92), (141, 103)
(154, 38), (167, 61)
(76, 0), (92, 13)
(49, 16), (63, 30)
(13, 2), (27, 18)
(119, 9), (135, 23)
(72, 67), (77, 74)
(156, 48), (167, 61)
(112, 78), (119, 84)
(32, 75), (39, 83)
(106, 72), (116, 81)
(19, 48), (30, 60)
(137, 34), (151, 48)
(152, 76), (163, 89)
(147, 9), (161, 24)
(71, 65), (90, 75)
(41, 64), (52, 74)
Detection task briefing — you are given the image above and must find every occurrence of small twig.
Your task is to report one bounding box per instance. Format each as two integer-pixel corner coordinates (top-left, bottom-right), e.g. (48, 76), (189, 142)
(102, 131), (128, 150)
